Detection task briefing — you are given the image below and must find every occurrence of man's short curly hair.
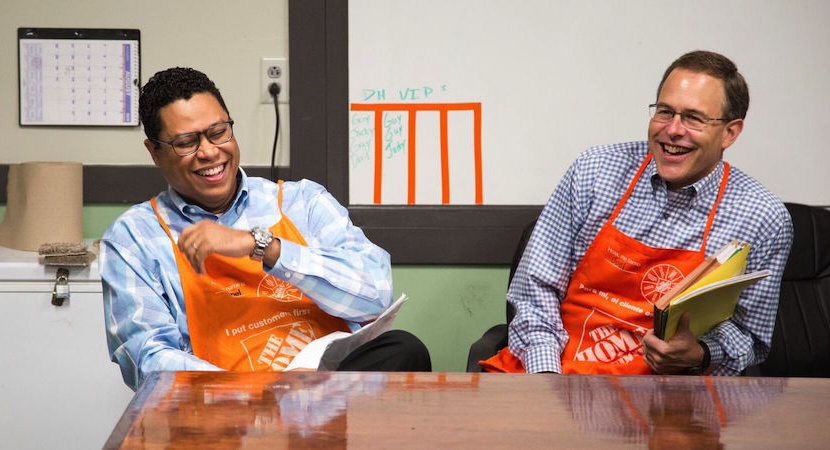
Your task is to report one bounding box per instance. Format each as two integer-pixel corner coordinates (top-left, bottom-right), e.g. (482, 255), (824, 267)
(139, 67), (230, 141)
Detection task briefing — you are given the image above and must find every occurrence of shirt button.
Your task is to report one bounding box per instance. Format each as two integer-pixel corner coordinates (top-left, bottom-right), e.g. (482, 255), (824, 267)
(663, 212), (670, 219)
(284, 272), (292, 278)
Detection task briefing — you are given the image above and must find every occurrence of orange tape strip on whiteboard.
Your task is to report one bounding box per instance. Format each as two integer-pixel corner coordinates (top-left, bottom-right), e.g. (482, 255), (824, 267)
(439, 109), (450, 204)
(373, 109), (384, 204)
(407, 111), (417, 204)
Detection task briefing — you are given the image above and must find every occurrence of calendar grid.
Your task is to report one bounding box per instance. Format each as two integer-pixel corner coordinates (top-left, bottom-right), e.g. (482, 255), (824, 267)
(18, 28), (140, 126)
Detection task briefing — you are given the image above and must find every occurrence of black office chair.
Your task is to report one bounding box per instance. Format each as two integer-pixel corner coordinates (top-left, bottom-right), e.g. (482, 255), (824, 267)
(466, 219), (536, 372)
(749, 202), (830, 377)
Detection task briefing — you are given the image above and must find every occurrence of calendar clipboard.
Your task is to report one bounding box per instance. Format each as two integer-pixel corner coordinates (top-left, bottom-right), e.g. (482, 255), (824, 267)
(18, 28), (141, 127)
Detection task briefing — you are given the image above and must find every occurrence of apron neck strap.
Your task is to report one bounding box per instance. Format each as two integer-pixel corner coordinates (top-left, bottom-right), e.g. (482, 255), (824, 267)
(608, 155), (731, 256)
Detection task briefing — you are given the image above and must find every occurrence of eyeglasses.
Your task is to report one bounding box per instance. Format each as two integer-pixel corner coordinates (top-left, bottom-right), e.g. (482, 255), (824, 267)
(648, 104), (729, 131)
(151, 120), (235, 156)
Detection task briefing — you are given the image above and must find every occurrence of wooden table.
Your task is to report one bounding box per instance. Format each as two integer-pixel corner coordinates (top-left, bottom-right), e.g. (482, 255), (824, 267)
(104, 371), (830, 449)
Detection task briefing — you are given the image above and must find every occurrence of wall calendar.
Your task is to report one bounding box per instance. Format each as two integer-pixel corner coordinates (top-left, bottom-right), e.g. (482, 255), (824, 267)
(18, 28), (140, 126)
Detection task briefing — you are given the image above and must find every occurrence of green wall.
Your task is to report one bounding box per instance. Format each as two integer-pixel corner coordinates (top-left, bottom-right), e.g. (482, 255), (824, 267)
(391, 265), (507, 372)
(0, 204), (508, 372)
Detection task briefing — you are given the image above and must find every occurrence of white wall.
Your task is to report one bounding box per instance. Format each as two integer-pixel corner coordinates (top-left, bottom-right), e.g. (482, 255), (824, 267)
(1, 0), (290, 167)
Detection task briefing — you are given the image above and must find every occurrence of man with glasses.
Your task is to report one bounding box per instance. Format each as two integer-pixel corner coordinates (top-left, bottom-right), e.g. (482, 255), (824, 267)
(482, 50), (793, 376)
(101, 67), (430, 390)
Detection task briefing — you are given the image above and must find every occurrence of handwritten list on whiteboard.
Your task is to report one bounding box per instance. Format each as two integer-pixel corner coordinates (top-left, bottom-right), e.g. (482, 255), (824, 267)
(18, 28), (140, 126)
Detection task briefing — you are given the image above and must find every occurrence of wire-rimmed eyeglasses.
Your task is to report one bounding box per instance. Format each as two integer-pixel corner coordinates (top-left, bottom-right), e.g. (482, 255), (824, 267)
(648, 104), (729, 131)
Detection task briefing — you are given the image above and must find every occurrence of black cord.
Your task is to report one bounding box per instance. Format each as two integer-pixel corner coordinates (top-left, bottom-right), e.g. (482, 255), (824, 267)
(268, 82), (281, 182)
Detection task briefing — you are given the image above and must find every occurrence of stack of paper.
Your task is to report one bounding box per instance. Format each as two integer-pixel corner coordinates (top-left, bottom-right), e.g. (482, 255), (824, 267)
(285, 294), (408, 371)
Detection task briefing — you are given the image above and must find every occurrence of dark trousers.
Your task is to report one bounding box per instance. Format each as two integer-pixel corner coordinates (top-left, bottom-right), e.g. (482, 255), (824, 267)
(337, 329), (432, 372)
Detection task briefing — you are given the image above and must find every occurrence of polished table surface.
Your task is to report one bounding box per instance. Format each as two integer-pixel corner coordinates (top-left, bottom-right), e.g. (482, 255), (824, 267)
(105, 371), (830, 449)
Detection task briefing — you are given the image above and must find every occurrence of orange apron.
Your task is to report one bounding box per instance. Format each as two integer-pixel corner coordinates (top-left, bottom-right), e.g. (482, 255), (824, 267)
(152, 180), (351, 372)
(482, 155), (730, 374)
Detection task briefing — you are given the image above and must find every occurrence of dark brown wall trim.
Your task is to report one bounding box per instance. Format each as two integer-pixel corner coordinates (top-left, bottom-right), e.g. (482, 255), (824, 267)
(0, 164), (289, 204)
(350, 205), (543, 265)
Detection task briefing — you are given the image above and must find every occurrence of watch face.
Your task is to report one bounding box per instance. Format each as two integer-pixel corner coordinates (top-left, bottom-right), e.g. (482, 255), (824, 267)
(250, 227), (273, 261)
(253, 227), (269, 241)
(253, 227), (271, 240)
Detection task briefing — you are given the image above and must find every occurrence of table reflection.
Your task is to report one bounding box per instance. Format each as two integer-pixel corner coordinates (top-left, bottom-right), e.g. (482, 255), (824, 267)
(561, 375), (785, 448)
(120, 371), (387, 449)
(108, 372), (827, 449)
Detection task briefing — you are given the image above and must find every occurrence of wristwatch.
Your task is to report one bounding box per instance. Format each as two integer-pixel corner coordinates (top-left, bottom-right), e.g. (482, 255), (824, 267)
(249, 227), (273, 261)
(687, 340), (711, 375)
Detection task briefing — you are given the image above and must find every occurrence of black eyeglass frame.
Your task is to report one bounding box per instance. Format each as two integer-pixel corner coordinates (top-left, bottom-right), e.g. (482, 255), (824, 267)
(151, 120), (235, 156)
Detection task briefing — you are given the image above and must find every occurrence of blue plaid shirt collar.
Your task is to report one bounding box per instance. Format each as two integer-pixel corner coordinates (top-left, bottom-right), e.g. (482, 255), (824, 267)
(164, 168), (250, 222)
(647, 158), (727, 210)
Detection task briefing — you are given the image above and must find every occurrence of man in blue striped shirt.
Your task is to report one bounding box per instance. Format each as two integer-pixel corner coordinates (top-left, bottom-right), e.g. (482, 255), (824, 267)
(494, 51), (792, 376)
(101, 67), (430, 390)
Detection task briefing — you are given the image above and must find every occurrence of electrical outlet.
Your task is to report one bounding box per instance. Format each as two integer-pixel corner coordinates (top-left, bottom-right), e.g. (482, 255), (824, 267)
(260, 57), (289, 104)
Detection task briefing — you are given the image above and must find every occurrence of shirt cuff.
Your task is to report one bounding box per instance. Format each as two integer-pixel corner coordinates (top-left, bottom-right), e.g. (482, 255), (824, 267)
(697, 336), (723, 374)
(272, 238), (305, 277)
(522, 344), (562, 374)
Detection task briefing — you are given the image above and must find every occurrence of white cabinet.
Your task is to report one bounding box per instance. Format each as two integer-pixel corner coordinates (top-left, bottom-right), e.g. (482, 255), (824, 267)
(0, 245), (134, 450)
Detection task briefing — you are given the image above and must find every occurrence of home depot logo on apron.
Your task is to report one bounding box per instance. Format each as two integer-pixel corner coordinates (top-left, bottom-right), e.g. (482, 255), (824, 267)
(152, 180), (350, 372)
(482, 155), (730, 374)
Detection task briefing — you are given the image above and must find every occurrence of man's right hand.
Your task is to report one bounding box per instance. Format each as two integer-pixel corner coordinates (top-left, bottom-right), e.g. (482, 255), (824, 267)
(178, 221), (257, 274)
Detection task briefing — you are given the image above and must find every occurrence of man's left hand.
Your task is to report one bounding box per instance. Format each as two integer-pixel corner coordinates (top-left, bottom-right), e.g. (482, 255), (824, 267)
(641, 312), (705, 374)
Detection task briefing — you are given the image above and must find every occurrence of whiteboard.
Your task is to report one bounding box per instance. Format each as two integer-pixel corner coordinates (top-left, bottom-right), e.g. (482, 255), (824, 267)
(348, 0), (830, 206)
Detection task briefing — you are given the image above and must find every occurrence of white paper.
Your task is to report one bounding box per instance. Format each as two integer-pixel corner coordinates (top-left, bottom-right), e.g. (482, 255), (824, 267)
(284, 293), (408, 371)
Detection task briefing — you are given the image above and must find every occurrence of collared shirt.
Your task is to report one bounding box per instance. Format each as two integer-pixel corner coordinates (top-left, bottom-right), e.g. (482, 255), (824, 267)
(101, 170), (393, 389)
(508, 141), (793, 375)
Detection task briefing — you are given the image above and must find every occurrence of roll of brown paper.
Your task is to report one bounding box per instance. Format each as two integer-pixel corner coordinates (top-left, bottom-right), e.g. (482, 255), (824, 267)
(0, 161), (83, 251)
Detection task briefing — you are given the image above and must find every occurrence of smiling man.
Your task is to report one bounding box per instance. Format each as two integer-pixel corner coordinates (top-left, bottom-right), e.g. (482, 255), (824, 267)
(482, 51), (793, 376)
(101, 68), (430, 390)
